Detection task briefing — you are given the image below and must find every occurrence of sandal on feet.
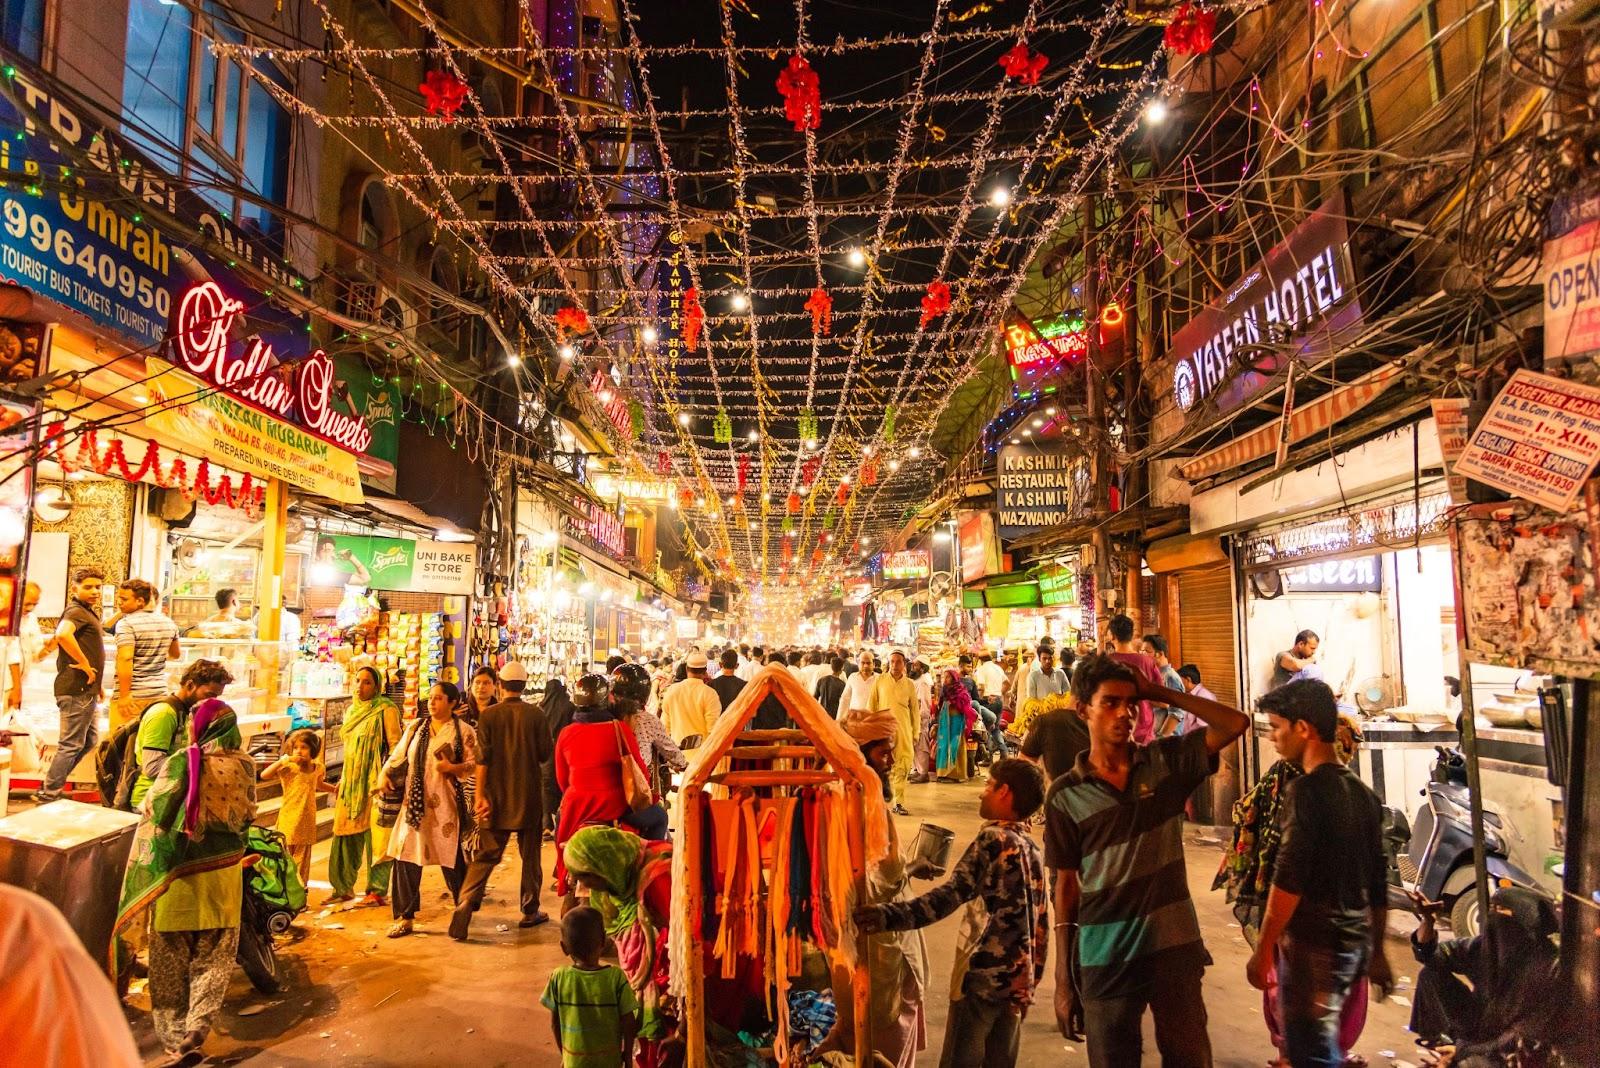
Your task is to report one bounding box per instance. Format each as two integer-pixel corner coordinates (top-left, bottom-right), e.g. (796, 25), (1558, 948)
(387, 918), (414, 938)
(519, 911), (550, 928)
(357, 892), (386, 908)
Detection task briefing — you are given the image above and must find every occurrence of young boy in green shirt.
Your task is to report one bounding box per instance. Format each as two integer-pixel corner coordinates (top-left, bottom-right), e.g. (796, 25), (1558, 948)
(541, 906), (638, 1068)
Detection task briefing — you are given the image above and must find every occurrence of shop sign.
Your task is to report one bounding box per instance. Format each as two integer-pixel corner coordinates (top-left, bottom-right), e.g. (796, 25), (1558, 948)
(1035, 564), (1078, 607)
(883, 550), (930, 580)
(0, 58), (306, 351)
(588, 369), (632, 439)
(959, 510), (1002, 582)
(843, 578), (873, 606)
(659, 234), (689, 366)
(1003, 313), (1088, 372)
(1543, 185), (1600, 374)
(568, 502), (627, 558)
(1169, 195), (1361, 418)
(591, 472), (672, 502)
(1452, 368), (1600, 512)
(145, 357), (365, 503)
(1282, 556), (1381, 592)
(996, 440), (1086, 538)
(311, 534), (476, 595)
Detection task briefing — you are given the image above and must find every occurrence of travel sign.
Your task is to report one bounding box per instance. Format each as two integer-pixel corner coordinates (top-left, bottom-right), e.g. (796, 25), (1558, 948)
(1169, 195), (1363, 418)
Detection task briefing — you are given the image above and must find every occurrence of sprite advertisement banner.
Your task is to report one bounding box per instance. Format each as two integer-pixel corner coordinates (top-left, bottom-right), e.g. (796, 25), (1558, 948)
(335, 357), (399, 492)
(311, 535), (475, 595)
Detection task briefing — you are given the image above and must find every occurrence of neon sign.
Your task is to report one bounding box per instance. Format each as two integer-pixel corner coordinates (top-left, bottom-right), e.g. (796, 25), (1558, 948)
(172, 282), (372, 453)
(1004, 314), (1089, 371)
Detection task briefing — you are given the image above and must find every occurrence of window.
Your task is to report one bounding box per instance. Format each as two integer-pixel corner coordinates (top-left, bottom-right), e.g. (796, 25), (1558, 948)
(1, 0), (44, 61)
(121, 0), (291, 248)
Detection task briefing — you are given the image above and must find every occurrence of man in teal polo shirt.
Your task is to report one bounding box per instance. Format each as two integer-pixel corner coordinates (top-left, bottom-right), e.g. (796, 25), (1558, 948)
(1044, 654), (1249, 1067)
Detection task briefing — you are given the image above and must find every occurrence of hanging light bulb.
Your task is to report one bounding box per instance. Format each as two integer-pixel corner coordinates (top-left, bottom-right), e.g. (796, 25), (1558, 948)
(1145, 100), (1169, 125)
(746, 428), (759, 442)
(847, 247), (866, 268)
(730, 292), (750, 312)
(678, 412), (692, 426)
(641, 326), (659, 344)
(558, 343), (576, 360)
(506, 354), (521, 367)
(989, 186), (1011, 208)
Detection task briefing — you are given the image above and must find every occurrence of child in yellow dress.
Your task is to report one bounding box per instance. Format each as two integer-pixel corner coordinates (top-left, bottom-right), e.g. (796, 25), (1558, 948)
(261, 729), (336, 882)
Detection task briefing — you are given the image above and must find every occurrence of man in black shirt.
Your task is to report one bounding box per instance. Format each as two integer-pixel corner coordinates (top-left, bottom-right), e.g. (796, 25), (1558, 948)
(1248, 679), (1393, 1068)
(813, 656), (847, 718)
(709, 648), (746, 711)
(37, 567), (105, 801)
(1020, 702), (1089, 783)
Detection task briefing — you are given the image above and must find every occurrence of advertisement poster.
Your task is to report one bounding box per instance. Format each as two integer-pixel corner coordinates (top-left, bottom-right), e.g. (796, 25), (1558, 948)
(335, 357), (399, 493)
(883, 550), (930, 580)
(959, 510), (1002, 582)
(1453, 369), (1600, 512)
(1430, 397), (1472, 504)
(310, 535), (476, 595)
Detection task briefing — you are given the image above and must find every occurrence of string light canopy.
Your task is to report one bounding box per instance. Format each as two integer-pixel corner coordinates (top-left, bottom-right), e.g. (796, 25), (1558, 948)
(204, 0), (1171, 592)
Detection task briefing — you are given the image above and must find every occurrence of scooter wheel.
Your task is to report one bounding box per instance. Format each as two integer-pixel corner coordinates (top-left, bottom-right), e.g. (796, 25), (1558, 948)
(267, 911), (293, 935)
(237, 927), (280, 994)
(1448, 891), (1482, 939)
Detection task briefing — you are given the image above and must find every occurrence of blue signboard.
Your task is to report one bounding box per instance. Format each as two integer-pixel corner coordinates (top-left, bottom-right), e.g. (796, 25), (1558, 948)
(0, 60), (305, 350)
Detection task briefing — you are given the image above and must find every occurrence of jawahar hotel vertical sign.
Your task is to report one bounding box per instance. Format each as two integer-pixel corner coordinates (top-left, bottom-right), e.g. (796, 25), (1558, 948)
(1169, 195), (1363, 418)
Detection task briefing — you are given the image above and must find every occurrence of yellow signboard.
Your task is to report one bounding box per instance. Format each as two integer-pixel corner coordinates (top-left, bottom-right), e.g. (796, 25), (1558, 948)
(143, 358), (365, 503)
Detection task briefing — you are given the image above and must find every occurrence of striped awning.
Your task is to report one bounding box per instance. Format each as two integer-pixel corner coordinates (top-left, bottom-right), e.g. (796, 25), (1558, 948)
(1176, 363), (1406, 481)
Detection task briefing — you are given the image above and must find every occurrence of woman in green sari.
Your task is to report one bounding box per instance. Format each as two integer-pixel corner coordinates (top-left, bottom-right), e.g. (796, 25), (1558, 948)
(329, 666), (403, 905)
(115, 699), (256, 1066)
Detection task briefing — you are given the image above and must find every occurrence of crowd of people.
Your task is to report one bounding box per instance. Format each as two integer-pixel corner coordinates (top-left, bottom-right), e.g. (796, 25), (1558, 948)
(7, 595), (1571, 1068)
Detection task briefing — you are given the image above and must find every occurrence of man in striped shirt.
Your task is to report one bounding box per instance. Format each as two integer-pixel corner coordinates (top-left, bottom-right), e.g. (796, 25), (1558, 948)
(111, 579), (180, 730)
(1044, 654), (1249, 1067)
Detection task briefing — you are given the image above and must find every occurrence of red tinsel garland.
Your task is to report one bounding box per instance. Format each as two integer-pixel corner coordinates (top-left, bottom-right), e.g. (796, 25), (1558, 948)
(736, 454), (752, 493)
(998, 43), (1048, 86)
(420, 69), (470, 119)
(800, 456), (821, 487)
(835, 482), (850, 506)
(920, 280), (951, 328)
(860, 458), (878, 487)
(46, 424), (265, 514)
(656, 450), (671, 476)
(1164, 4), (1217, 55)
(786, 492), (802, 515)
(805, 287), (832, 336)
(684, 287), (705, 353)
(775, 55), (822, 133)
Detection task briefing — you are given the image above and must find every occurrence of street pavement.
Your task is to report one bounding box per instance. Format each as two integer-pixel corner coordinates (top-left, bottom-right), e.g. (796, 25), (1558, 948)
(123, 774), (1426, 1066)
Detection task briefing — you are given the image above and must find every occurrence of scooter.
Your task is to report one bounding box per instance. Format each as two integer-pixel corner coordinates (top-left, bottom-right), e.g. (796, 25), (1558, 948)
(1385, 746), (1547, 937)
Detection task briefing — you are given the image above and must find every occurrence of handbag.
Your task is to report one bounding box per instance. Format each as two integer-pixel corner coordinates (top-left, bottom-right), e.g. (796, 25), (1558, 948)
(452, 716), (482, 860)
(375, 720), (417, 829)
(613, 720), (653, 813)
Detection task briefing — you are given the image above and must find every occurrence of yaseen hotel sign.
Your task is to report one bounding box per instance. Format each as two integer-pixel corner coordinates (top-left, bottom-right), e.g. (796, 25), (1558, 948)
(1169, 195), (1362, 418)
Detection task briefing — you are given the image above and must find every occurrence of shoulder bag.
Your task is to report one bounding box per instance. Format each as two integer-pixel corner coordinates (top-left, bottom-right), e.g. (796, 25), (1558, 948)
(375, 719), (418, 829)
(613, 720), (653, 813)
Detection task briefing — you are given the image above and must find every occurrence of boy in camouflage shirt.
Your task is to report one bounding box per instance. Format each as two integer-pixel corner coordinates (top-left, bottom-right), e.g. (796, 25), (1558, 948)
(856, 757), (1049, 1068)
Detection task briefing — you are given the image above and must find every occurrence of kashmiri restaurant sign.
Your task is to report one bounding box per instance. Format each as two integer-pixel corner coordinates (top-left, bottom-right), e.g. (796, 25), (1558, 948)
(143, 281), (371, 503)
(1169, 195), (1362, 418)
(1003, 313), (1089, 372)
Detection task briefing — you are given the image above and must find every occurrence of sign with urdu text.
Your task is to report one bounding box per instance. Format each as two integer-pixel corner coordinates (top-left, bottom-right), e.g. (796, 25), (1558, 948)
(1452, 369), (1600, 512)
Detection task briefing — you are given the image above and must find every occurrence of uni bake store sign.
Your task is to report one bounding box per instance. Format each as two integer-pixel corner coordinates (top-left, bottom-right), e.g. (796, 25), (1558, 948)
(1170, 195), (1364, 419)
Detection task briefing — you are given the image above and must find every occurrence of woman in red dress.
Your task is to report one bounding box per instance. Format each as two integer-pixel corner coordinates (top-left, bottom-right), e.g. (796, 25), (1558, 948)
(553, 670), (666, 895)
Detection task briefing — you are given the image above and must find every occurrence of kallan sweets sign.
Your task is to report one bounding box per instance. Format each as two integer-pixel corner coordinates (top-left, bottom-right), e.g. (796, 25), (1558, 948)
(170, 282), (373, 454)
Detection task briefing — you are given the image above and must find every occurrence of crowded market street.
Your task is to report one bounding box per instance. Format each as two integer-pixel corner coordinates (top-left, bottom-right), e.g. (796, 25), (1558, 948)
(117, 774), (1424, 1068)
(1, 0), (1599, 1066)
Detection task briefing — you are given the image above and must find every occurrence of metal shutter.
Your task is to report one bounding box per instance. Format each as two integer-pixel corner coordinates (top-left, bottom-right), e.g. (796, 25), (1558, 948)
(1177, 564), (1238, 710)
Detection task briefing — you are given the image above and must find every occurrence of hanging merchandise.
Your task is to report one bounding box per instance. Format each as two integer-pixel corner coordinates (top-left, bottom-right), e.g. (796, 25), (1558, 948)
(1164, 3), (1217, 55)
(998, 43), (1048, 85)
(805, 287), (832, 336)
(554, 305), (591, 336)
(713, 408), (733, 444)
(775, 54), (822, 133)
(859, 600), (878, 641)
(419, 69), (469, 118)
(684, 287), (705, 352)
(920, 280), (951, 328)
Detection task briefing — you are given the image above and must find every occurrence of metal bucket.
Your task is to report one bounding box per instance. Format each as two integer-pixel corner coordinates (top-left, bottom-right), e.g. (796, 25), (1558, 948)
(909, 822), (956, 876)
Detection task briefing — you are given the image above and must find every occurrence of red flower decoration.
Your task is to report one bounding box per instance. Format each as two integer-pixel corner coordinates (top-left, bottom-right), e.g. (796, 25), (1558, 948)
(801, 456), (822, 488)
(683, 287), (705, 353)
(836, 481), (850, 506)
(787, 492), (802, 514)
(920, 280), (951, 329)
(861, 458), (878, 486)
(678, 485), (697, 509)
(420, 69), (470, 120)
(736, 454), (752, 493)
(805, 286), (832, 336)
(775, 55), (822, 133)
(998, 44), (1048, 86)
(1164, 4), (1217, 55)
(554, 305), (590, 336)
(656, 450), (671, 476)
